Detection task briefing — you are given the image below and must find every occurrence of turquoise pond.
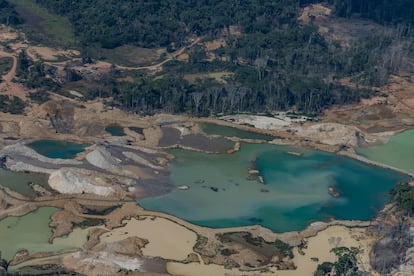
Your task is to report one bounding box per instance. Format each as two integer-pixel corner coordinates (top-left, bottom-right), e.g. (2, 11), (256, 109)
(105, 125), (126, 136)
(357, 129), (414, 174)
(139, 143), (407, 232)
(27, 140), (87, 159)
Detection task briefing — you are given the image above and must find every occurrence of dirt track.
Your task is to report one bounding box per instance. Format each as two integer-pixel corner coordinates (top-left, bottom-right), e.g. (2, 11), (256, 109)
(116, 37), (201, 71)
(0, 49), (27, 99)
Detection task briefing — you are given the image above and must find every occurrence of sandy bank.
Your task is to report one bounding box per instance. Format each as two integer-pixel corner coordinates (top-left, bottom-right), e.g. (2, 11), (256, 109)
(100, 216), (197, 261)
(276, 225), (376, 275)
(167, 225), (376, 276)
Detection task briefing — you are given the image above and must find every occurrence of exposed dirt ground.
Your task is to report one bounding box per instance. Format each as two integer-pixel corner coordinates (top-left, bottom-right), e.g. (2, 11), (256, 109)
(323, 74), (414, 132)
(26, 46), (80, 61)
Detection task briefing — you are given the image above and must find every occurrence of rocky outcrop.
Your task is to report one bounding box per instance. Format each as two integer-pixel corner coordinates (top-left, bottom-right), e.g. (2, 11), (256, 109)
(48, 168), (116, 196)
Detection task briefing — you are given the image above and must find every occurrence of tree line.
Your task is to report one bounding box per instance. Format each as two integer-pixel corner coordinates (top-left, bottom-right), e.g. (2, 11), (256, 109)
(3, 0), (414, 116)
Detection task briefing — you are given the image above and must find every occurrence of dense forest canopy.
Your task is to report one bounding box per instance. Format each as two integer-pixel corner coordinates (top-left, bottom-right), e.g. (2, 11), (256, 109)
(23, 0), (414, 48)
(32, 0), (315, 48)
(0, 0), (21, 25)
(332, 0), (414, 25)
(2, 0), (414, 116)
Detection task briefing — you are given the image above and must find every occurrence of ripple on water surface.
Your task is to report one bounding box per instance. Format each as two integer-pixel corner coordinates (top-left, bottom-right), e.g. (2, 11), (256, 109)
(139, 143), (407, 232)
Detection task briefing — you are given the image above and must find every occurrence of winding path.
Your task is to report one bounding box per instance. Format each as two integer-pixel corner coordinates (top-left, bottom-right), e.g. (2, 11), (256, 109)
(116, 37), (201, 71)
(0, 49), (27, 99)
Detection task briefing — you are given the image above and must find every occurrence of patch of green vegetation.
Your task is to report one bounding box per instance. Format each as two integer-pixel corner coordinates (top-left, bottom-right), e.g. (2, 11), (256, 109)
(84, 44), (162, 67)
(194, 235), (214, 257)
(0, 255), (9, 272)
(390, 182), (414, 214)
(75, 218), (105, 228)
(8, 0), (75, 47)
(0, 0), (22, 25)
(0, 57), (13, 76)
(218, 232), (294, 261)
(183, 71), (233, 84)
(274, 239), (294, 259)
(16, 50), (61, 91)
(314, 247), (362, 276)
(220, 248), (238, 256)
(84, 206), (119, 216)
(0, 95), (26, 114)
(28, 90), (49, 103)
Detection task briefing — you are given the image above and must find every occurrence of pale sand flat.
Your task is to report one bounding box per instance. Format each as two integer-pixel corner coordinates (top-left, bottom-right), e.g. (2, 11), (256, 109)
(167, 225), (377, 276)
(100, 217), (197, 261)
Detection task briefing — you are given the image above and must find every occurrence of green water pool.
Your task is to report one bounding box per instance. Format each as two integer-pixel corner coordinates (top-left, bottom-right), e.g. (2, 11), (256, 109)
(201, 122), (275, 141)
(105, 125), (126, 136)
(0, 170), (50, 197)
(139, 143), (407, 232)
(357, 129), (414, 174)
(0, 207), (86, 261)
(27, 140), (87, 159)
